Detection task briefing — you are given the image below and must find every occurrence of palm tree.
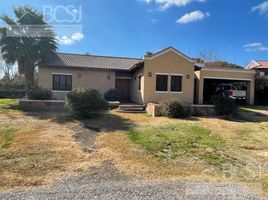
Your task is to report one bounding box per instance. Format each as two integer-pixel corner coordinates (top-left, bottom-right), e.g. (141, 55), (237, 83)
(0, 6), (57, 95)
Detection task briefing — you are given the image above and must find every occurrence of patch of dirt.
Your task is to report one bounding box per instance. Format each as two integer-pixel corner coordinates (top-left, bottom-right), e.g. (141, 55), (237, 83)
(70, 124), (99, 148)
(61, 160), (135, 185)
(240, 144), (263, 151)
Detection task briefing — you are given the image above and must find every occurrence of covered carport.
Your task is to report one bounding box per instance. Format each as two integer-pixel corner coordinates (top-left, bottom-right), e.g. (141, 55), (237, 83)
(195, 68), (256, 105)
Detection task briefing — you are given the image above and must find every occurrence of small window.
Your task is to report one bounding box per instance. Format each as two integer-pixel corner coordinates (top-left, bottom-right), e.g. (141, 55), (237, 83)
(138, 75), (142, 91)
(53, 74), (72, 91)
(265, 71), (268, 76)
(156, 74), (168, 92)
(171, 75), (182, 92)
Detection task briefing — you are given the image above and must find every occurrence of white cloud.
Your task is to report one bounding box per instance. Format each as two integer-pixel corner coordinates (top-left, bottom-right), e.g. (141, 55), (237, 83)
(243, 42), (268, 52)
(176, 10), (209, 24)
(140, 0), (206, 10)
(151, 18), (159, 23)
(142, 0), (152, 3)
(71, 32), (84, 41)
(251, 1), (268, 15)
(56, 32), (84, 45)
(57, 36), (73, 45)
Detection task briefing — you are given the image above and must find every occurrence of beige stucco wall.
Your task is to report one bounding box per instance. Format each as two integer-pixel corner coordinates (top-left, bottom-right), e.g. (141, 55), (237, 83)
(143, 50), (195, 105)
(38, 52), (256, 105)
(38, 66), (115, 99)
(195, 68), (256, 105)
(130, 67), (145, 104)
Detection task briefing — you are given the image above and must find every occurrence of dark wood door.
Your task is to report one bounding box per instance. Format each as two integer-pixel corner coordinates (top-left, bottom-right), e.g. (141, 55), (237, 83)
(115, 79), (130, 102)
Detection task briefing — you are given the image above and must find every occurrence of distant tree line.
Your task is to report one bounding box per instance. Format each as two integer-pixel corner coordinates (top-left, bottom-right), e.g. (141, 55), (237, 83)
(195, 49), (243, 69)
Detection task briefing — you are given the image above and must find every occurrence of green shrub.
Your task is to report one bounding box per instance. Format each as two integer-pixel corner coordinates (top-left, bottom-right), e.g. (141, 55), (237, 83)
(211, 95), (237, 115)
(67, 88), (109, 118)
(159, 98), (189, 118)
(0, 90), (25, 98)
(28, 88), (52, 100)
(255, 77), (268, 105)
(104, 89), (121, 101)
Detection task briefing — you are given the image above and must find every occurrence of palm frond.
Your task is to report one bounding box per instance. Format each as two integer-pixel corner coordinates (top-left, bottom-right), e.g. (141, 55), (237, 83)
(0, 6), (58, 75)
(0, 15), (16, 25)
(14, 6), (45, 25)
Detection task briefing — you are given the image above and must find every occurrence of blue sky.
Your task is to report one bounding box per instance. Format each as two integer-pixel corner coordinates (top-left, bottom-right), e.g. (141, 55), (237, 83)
(1, 0), (268, 67)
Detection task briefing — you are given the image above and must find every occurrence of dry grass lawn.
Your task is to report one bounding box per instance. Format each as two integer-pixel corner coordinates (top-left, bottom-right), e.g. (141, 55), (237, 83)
(93, 110), (268, 197)
(0, 99), (100, 191)
(0, 99), (267, 197)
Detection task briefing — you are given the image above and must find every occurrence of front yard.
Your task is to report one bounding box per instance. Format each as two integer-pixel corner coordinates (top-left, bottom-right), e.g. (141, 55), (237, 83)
(0, 99), (98, 191)
(0, 98), (267, 197)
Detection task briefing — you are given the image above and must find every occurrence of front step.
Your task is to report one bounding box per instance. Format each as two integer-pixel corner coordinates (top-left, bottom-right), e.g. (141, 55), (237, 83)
(117, 110), (146, 113)
(118, 104), (146, 113)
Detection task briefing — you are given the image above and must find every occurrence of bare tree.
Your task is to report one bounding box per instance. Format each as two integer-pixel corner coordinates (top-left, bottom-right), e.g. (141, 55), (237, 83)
(199, 49), (221, 63)
(197, 49), (242, 69)
(0, 55), (18, 81)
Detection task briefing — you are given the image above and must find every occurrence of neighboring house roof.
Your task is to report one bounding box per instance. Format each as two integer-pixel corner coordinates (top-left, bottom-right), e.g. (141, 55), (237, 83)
(40, 53), (143, 71)
(246, 60), (268, 69)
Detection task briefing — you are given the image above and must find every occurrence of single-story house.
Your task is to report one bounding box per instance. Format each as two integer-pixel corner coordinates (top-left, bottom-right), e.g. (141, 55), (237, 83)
(246, 60), (268, 77)
(38, 47), (256, 105)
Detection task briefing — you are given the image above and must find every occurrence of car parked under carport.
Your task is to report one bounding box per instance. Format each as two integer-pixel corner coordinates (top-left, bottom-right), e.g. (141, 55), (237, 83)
(194, 67), (256, 105)
(203, 79), (248, 104)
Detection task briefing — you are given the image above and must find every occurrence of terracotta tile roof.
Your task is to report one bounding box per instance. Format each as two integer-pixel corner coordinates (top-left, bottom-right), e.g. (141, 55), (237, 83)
(256, 61), (268, 69)
(40, 53), (143, 71)
(246, 60), (268, 69)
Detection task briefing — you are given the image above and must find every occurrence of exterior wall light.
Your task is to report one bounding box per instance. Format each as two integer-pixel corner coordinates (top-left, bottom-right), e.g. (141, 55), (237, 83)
(187, 75), (190, 79)
(148, 72), (152, 77)
(78, 74), (82, 78)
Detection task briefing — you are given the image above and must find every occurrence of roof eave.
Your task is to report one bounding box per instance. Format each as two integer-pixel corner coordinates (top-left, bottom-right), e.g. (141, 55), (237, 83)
(39, 64), (133, 71)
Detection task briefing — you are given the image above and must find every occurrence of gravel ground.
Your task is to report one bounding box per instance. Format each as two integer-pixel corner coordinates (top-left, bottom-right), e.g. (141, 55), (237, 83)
(0, 161), (266, 200)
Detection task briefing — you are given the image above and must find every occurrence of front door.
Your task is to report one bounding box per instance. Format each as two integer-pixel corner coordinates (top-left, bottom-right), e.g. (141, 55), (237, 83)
(115, 79), (130, 102)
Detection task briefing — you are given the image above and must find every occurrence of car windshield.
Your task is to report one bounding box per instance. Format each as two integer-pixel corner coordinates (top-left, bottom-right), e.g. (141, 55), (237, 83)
(222, 85), (232, 90)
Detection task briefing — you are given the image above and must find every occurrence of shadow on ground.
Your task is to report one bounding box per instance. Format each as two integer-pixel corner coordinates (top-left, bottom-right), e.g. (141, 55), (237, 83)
(82, 113), (133, 132)
(24, 111), (76, 123)
(233, 107), (268, 123)
(24, 110), (133, 132)
(193, 107), (268, 123)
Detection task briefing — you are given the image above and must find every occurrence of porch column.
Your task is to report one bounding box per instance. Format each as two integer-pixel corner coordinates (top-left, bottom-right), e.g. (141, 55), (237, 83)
(198, 78), (204, 104)
(247, 80), (255, 105)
